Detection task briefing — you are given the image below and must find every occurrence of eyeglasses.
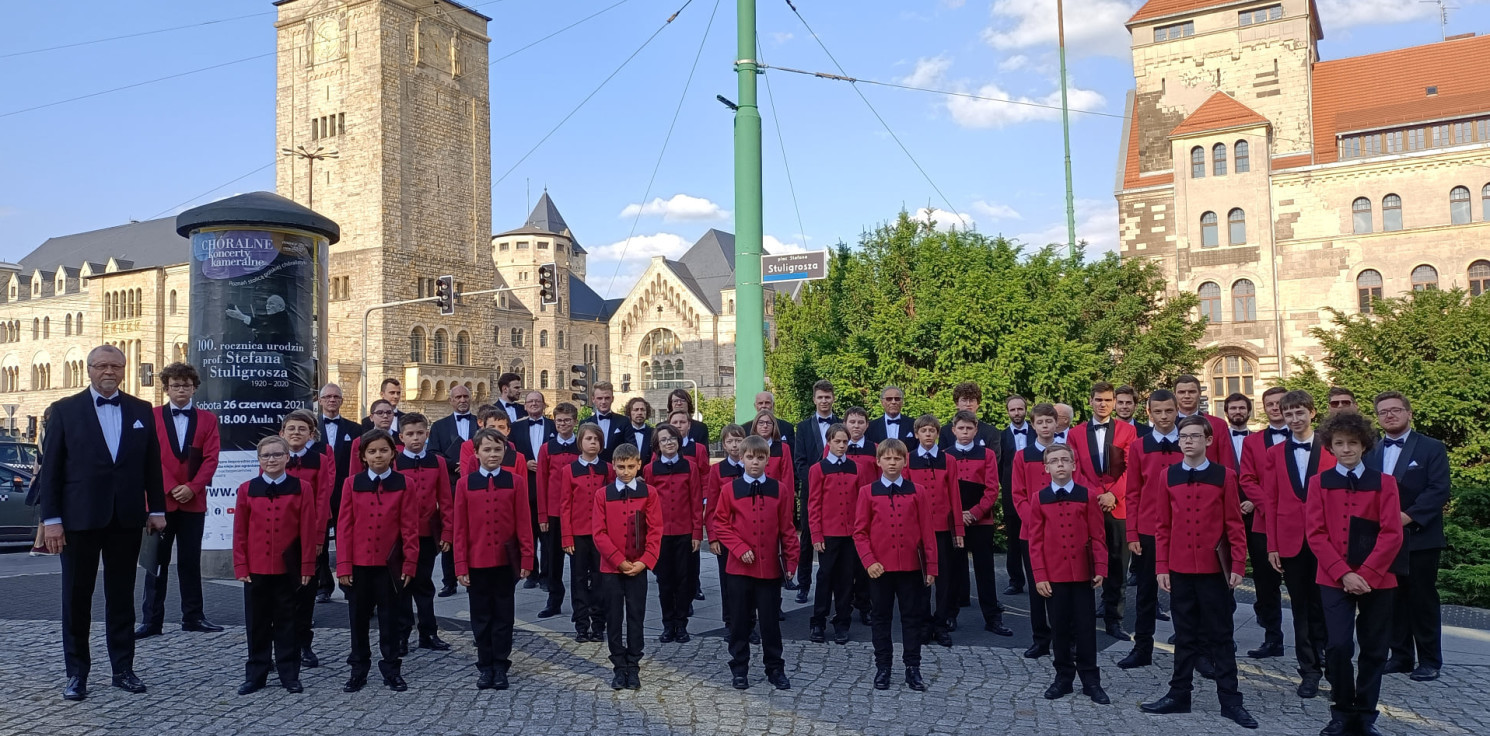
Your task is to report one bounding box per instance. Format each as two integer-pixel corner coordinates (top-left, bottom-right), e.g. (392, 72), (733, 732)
(1375, 407), (1408, 416)
(259, 452), (287, 460)
(88, 363), (125, 371)
(372, 410), (394, 416)
(1177, 433), (1208, 441)
(166, 383), (194, 390)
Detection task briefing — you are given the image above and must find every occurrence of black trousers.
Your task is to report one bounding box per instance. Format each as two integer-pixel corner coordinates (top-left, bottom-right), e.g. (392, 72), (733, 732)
(1002, 488), (1025, 589)
(1322, 586), (1394, 722)
(1132, 533), (1158, 645)
(869, 570), (928, 668)
(1102, 514), (1130, 625)
(689, 547), (702, 603)
(1281, 549), (1327, 676)
(469, 566), (516, 673)
(295, 564), (318, 649)
(931, 531), (958, 633)
(1020, 539), (1051, 647)
(141, 509), (207, 627)
(61, 524), (141, 679)
(603, 571), (647, 669)
(715, 545), (734, 627)
(1047, 581), (1099, 687)
(397, 536), (440, 641)
(527, 473), (543, 578)
(315, 523), (335, 596)
(796, 486), (813, 589)
(853, 557), (872, 614)
(1169, 572), (1242, 706)
(811, 536), (858, 629)
(347, 565), (401, 675)
(440, 545), (456, 591)
(1245, 513), (1284, 646)
(1391, 547), (1443, 669)
(727, 573), (785, 675)
(656, 534), (693, 630)
(244, 573), (300, 684)
(544, 516), (566, 609)
(570, 535), (604, 632)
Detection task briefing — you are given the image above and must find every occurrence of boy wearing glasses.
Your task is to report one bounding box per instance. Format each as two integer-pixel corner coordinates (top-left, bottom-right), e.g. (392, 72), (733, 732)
(350, 400), (402, 477)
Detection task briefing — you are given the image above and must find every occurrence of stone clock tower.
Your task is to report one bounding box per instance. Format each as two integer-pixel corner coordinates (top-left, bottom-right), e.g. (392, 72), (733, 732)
(274, 0), (499, 414)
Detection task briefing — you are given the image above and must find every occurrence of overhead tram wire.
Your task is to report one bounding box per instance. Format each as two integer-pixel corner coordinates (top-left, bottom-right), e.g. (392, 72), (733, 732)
(493, 0), (699, 189)
(0, 10), (271, 60)
(490, 0), (633, 67)
(146, 161), (278, 220)
(758, 41), (809, 261)
(603, 0), (723, 298)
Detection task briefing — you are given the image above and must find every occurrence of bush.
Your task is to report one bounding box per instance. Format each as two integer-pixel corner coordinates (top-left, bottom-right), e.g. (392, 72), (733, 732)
(1443, 522), (1490, 569)
(1439, 564), (1490, 609)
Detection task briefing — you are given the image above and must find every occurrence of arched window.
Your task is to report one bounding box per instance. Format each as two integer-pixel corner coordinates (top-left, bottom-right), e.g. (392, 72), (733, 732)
(727, 298), (735, 315)
(539, 330), (549, 348)
(1383, 194), (1402, 232)
(1352, 197), (1373, 234)
(1469, 260), (1490, 297)
(1234, 140), (1250, 173)
(410, 327), (425, 362)
(557, 331), (565, 349)
(64, 314), (72, 336)
(43, 317), (49, 339)
(1213, 143), (1227, 176)
(32, 318), (38, 340)
(1412, 264), (1439, 291)
(1232, 279), (1257, 322)
(1483, 183), (1490, 221)
(1200, 211), (1219, 247)
(1198, 282), (1223, 324)
(432, 329), (448, 364)
(1210, 355), (1256, 398)
(642, 361), (653, 386)
(169, 290), (178, 315)
(673, 358), (685, 381)
(1191, 146), (1205, 179)
(1228, 208), (1246, 244)
(1451, 186), (1472, 225)
(1357, 269), (1383, 312)
(509, 359), (525, 384)
(75, 313), (83, 334)
(456, 331), (470, 366)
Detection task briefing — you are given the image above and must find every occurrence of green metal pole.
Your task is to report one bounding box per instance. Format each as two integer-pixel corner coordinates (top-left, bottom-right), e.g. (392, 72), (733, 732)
(733, 0), (764, 424)
(1057, 0), (1076, 257)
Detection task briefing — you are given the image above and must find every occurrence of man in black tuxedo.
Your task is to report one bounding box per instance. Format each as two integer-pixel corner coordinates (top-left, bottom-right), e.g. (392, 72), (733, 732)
(754, 391), (794, 449)
(38, 345), (166, 701)
(1368, 391), (1451, 682)
(1115, 385), (1150, 437)
(792, 380), (839, 601)
(998, 394), (1031, 595)
(360, 378), (405, 433)
(582, 381), (629, 463)
(512, 391), (556, 588)
(865, 385), (916, 445)
(315, 383), (361, 603)
(428, 383), (474, 597)
(496, 372), (524, 424)
(939, 383), (1000, 450)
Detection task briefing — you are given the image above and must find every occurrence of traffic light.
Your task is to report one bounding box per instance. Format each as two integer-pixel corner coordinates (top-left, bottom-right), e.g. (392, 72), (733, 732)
(570, 363), (592, 396)
(435, 275), (455, 315)
(537, 263), (558, 305)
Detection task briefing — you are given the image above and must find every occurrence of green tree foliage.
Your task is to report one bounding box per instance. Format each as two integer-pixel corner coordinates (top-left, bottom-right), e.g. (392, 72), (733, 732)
(766, 213), (1211, 424)
(699, 396), (735, 444)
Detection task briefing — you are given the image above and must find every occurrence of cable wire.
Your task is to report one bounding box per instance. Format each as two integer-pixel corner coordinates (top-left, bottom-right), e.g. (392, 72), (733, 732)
(758, 42), (809, 257)
(0, 10), (271, 60)
(0, 52), (271, 119)
(146, 161), (277, 220)
(490, 0), (632, 66)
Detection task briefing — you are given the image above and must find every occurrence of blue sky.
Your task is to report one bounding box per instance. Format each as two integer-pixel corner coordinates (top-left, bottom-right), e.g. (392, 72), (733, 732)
(2, 0), (1487, 297)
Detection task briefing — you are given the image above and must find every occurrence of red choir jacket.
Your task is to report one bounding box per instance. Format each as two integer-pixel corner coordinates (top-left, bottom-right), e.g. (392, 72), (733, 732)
(536, 436), (581, 520)
(765, 439), (795, 492)
(1125, 431), (1185, 543)
(642, 455), (703, 540)
(1265, 435), (1336, 558)
(334, 469), (420, 577)
(453, 468), (535, 576)
(808, 455), (872, 542)
(947, 443), (1000, 527)
(592, 479), (663, 574)
(840, 439), (879, 478)
(1154, 462), (1247, 577)
(905, 448), (965, 536)
(394, 450), (453, 541)
(559, 458), (614, 546)
(285, 442), (336, 538)
(707, 458), (746, 541)
(713, 475), (800, 579)
(232, 475), (318, 578)
(1067, 419), (1134, 519)
(1305, 467), (1404, 590)
(155, 404), (221, 513)
(1026, 482), (1107, 585)
(1177, 413), (1231, 466)
(1010, 443), (1056, 541)
(348, 431), (403, 479)
(852, 478), (938, 576)
(680, 437), (712, 492)
(461, 439), (526, 479)
(1239, 429), (1285, 533)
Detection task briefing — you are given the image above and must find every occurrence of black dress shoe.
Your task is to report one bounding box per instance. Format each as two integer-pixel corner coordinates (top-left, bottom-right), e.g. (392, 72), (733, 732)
(810, 625), (826, 643)
(1359, 722), (1385, 736)
(795, 589), (811, 604)
(732, 674), (749, 690)
(438, 585), (457, 598)
(904, 667), (926, 691)
(1248, 642), (1285, 659)
(384, 674), (408, 692)
(767, 670), (791, 690)
(675, 628), (691, 643)
(1410, 665), (1440, 681)
(477, 670), (496, 690)
(538, 580), (550, 592)
(419, 634), (452, 651)
(1384, 659), (1414, 674)
(493, 670), (510, 690)
(182, 619), (225, 633)
(611, 670), (627, 690)
(947, 617), (958, 632)
(1044, 680), (1073, 700)
(63, 676), (87, 701)
(282, 679), (304, 693)
(1155, 610), (1170, 622)
(1117, 646), (1152, 669)
(873, 666), (892, 690)
(112, 671), (147, 694)
(1221, 704), (1259, 729)
(695, 590), (706, 601)
(1297, 673), (1321, 699)
(782, 578), (800, 591)
(1139, 694), (1192, 714)
(1319, 712), (1349, 736)
(1023, 643), (1049, 659)
(133, 624), (162, 640)
(1084, 684), (1110, 704)
(658, 627), (676, 644)
(238, 680), (265, 696)
(934, 631), (953, 647)
(1003, 584), (1023, 595)
(984, 619), (1014, 636)
(625, 669), (641, 690)
(573, 628), (589, 642)
(589, 628), (605, 643)
(344, 674), (367, 692)
(537, 605), (561, 619)
(522, 577), (539, 589)
(315, 592), (332, 604)
(301, 646), (319, 668)
(1105, 623), (1132, 641)
(834, 626), (850, 644)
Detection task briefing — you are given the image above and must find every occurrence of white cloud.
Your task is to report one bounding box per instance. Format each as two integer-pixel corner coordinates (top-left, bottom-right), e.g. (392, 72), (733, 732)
(946, 83), (1106, 128)
(1010, 199), (1119, 254)
(619, 194), (730, 222)
(972, 200), (1022, 221)
(900, 55), (953, 88)
(982, 0), (1140, 58)
(941, 0), (968, 8)
(913, 207), (975, 231)
(770, 31), (794, 44)
(1315, 0), (1446, 29)
(997, 54), (1030, 71)
(763, 235), (808, 255)
(588, 232), (692, 261)
(0, 206), (18, 219)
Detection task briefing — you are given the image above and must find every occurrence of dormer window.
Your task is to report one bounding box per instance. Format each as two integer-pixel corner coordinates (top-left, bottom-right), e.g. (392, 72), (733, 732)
(1239, 5), (1283, 26)
(1154, 21), (1195, 42)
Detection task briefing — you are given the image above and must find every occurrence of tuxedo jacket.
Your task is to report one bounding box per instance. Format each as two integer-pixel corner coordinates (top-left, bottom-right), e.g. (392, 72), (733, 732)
(320, 415), (362, 492)
(865, 414), (916, 445)
(39, 388), (166, 531)
(155, 404), (221, 513)
(511, 417), (557, 474)
(775, 418), (796, 452)
(1365, 430), (1451, 551)
(580, 411), (629, 463)
(428, 412), (474, 483)
(794, 415), (840, 494)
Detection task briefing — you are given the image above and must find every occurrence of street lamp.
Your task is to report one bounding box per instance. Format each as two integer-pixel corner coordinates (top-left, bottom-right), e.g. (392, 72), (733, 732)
(280, 144), (338, 209)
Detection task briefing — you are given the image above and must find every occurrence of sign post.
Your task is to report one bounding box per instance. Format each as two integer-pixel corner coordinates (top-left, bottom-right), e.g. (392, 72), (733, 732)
(761, 250), (828, 283)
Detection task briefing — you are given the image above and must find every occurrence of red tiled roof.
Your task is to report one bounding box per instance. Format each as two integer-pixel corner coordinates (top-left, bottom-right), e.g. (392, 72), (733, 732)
(1169, 92), (1270, 137)
(1122, 102), (1175, 191)
(1270, 153), (1312, 171)
(1312, 33), (1490, 164)
(1128, 0), (1322, 37)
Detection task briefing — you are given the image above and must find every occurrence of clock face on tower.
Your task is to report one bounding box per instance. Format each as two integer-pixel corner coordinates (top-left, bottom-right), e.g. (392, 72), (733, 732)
(311, 14), (344, 64)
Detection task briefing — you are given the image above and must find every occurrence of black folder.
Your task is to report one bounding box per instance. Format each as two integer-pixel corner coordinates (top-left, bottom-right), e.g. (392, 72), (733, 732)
(1215, 536), (1231, 576)
(627, 510), (648, 561)
(958, 480), (983, 512)
(1346, 516), (1379, 569)
(504, 537), (522, 579)
(283, 539), (303, 585)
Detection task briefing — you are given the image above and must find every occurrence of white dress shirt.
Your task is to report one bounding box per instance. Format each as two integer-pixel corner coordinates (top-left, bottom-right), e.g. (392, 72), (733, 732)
(528, 421), (546, 459)
(1291, 434), (1314, 485)
(1009, 422), (1030, 452)
(917, 446), (939, 460)
(1049, 479), (1076, 496)
(453, 412), (472, 441)
(321, 414), (341, 448)
(1090, 421), (1109, 469)
(1381, 429), (1412, 475)
(91, 386), (123, 461)
(168, 400), (192, 454)
(953, 441), (975, 453)
(1230, 428), (1248, 465)
(261, 472), (288, 486)
(369, 468), (393, 482)
(597, 415), (613, 446)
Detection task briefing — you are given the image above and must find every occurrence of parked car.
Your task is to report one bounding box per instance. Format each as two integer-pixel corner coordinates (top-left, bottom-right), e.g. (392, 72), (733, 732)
(0, 439), (39, 474)
(0, 465), (37, 545)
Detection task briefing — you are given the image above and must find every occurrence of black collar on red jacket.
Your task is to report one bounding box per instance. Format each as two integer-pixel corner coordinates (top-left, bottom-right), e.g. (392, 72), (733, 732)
(846, 441), (876, 456)
(606, 479), (649, 501)
(733, 476), (780, 499)
(651, 457), (692, 476)
(1038, 483), (1090, 505)
(466, 469), (514, 490)
(769, 440), (784, 458)
(547, 437), (580, 455)
(248, 475), (303, 498)
(1319, 467), (1383, 492)
(908, 450), (946, 470)
(819, 456), (858, 475)
(395, 453), (440, 471)
(287, 448), (324, 470)
(871, 479), (916, 497)
(1142, 433), (1182, 455)
(1166, 462), (1226, 489)
(1022, 444), (1047, 463)
(352, 470), (407, 493)
(571, 459), (608, 477)
(160, 404), (199, 462)
(718, 460), (745, 478)
(949, 445), (988, 461)
(501, 442), (519, 468)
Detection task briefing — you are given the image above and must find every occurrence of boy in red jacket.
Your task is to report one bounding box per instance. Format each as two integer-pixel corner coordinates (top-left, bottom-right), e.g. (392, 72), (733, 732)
(536, 402), (581, 619)
(1308, 412), (1404, 736)
(393, 412), (454, 653)
(594, 443), (662, 690)
(643, 424), (703, 643)
(708, 425), (749, 632)
(948, 410), (1012, 636)
(713, 435), (800, 690)
(906, 414), (964, 647)
(560, 424), (614, 642)
(280, 410), (336, 668)
(1026, 443), (1108, 704)
(233, 436), (317, 695)
(1119, 389), (1183, 668)
(854, 439), (937, 692)
(453, 428), (535, 690)
(1009, 402), (1062, 658)
(808, 423), (872, 644)
(1139, 416), (1256, 729)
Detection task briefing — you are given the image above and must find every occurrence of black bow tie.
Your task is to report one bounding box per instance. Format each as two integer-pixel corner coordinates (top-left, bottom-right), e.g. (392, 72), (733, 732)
(1011, 427), (1028, 435)
(1232, 429), (1249, 437)
(1054, 431), (1067, 440)
(1187, 468), (1204, 485)
(95, 394), (121, 407)
(1053, 488), (1071, 500)
(1267, 427), (1289, 437)
(263, 480), (284, 498)
(1382, 438), (1405, 448)
(171, 407), (191, 417)
(323, 416), (338, 424)
(817, 416), (833, 424)
(1289, 441), (1312, 453)
(1091, 422), (1109, 431)
(1342, 471), (1361, 490)
(288, 454), (305, 469)
(884, 417), (900, 425)
(454, 414), (471, 422)
(1157, 438), (1178, 453)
